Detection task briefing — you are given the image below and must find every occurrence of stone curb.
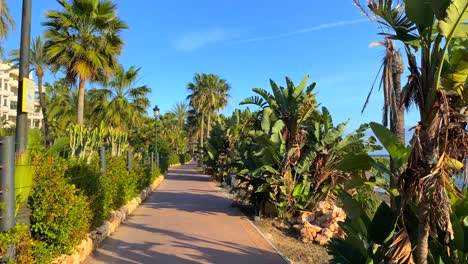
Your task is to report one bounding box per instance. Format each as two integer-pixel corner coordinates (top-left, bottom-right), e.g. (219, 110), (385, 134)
(52, 175), (165, 264)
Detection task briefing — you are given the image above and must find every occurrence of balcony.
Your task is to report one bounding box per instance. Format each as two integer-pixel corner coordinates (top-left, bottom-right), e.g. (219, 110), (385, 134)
(8, 79), (18, 88)
(0, 89), (10, 96)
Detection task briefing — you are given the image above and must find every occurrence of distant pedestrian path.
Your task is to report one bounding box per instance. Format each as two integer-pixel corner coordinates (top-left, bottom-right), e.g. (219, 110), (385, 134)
(85, 163), (286, 264)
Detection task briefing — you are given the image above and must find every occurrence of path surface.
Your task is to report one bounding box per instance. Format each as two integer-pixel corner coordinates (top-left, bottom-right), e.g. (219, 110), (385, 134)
(85, 163), (286, 264)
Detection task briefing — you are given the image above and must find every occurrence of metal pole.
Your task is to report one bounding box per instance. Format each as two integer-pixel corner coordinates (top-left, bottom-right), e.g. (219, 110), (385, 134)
(155, 117), (159, 168)
(127, 150), (132, 172)
(0, 136), (16, 261)
(151, 152), (154, 174)
(99, 146), (106, 176)
(15, 0), (32, 154)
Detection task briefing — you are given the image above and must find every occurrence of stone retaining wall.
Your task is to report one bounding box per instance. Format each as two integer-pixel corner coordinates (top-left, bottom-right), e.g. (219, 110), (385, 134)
(52, 175), (165, 264)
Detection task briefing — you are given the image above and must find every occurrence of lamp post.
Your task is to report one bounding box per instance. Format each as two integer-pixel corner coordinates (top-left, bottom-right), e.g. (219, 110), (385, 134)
(15, 0), (32, 154)
(153, 105), (160, 168)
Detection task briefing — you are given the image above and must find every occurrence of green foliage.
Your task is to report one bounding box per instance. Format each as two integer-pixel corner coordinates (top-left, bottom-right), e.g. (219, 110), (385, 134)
(66, 154), (157, 228)
(328, 191), (398, 263)
(168, 152), (180, 165)
(29, 157), (92, 259)
(0, 223), (35, 264)
(354, 185), (381, 219)
(221, 77), (379, 219)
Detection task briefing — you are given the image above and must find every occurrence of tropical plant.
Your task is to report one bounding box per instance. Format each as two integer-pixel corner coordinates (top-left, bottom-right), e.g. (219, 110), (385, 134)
(362, 1), (468, 262)
(43, 0), (128, 125)
(0, 0), (14, 55)
(240, 75), (318, 206)
(10, 36), (52, 146)
(88, 66), (151, 130)
(45, 79), (78, 139)
(187, 73), (231, 166)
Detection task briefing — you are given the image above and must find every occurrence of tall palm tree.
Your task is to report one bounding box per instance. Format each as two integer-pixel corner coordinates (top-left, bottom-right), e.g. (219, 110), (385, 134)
(202, 74), (231, 137)
(355, 0), (406, 200)
(171, 101), (189, 154)
(10, 36), (52, 146)
(88, 66), (151, 130)
(187, 73), (206, 166)
(0, 0), (14, 55)
(43, 0), (128, 126)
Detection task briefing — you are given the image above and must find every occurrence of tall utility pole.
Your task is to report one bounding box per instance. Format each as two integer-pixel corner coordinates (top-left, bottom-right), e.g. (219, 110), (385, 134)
(15, 0), (32, 153)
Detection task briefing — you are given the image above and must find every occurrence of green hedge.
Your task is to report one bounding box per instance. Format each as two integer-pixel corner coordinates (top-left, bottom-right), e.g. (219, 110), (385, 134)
(5, 152), (161, 262)
(66, 155), (156, 228)
(29, 157), (92, 261)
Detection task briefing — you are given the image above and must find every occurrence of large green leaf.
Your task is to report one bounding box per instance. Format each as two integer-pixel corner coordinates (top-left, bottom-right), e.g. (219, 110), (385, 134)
(369, 202), (397, 244)
(261, 108), (273, 133)
(292, 75), (309, 98)
(405, 0), (435, 27)
(338, 153), (374, 172)
(431, 0), (451, 19)
(369, 122), (411, 169)
(437, 0), (468, 38)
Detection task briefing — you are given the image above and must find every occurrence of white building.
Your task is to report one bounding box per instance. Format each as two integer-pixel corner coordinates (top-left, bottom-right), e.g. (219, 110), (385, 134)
(0, 62), (43, 128)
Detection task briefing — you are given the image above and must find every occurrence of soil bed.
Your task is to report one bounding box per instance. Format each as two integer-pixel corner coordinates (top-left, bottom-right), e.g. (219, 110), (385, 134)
(254, 219), (330, 264)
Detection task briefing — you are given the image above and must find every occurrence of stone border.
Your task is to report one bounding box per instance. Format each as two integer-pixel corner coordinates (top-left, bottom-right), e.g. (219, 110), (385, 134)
(52, 175), (165, 264)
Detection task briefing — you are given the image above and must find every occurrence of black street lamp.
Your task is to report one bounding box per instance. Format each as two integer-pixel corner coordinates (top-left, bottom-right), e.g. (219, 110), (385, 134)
(15, 0), (32, 154)
(153, 105), (160, 168)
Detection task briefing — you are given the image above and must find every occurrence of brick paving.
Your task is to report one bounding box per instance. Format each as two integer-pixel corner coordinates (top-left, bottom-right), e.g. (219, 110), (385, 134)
(85, 163), (286, 264)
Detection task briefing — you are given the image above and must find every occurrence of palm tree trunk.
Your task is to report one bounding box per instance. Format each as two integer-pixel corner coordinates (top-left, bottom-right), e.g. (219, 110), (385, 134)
(417, 202), (430, 264)
(77, 76), (86, 126)
(37, 72), (51, 146)
(199, 112), (204, 167)
(389, 62), (405, 208)
(207, 111), (211, 138)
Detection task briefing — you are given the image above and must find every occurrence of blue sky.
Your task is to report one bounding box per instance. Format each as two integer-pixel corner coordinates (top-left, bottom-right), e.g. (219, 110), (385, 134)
(2, 0), (420, 133)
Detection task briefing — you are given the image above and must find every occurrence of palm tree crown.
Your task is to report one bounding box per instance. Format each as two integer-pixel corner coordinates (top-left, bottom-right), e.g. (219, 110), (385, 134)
(0, 0), (14, 55)
(88, 66), (151, 130)
(43, 0), (128, 125)
(10, 36), (53, 146)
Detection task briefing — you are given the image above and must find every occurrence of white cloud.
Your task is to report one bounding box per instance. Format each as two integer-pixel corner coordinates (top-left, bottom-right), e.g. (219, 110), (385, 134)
(237, 18), (367, 43)
(175, 27), (233, 51)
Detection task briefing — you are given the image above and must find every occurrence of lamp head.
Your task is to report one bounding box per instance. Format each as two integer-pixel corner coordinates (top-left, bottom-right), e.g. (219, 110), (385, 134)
(153, 105), (160, 117)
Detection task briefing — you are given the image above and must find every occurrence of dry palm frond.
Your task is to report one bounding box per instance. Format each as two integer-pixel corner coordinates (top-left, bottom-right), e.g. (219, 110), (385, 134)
(386, 228), (415, 264)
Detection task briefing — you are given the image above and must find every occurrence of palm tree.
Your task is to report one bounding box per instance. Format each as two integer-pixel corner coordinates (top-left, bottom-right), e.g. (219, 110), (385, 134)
(171, 101), (188, 129)
(45, 79), (78, 139)
(364, 1), (468, 263)
(187, 73), (206, 166)
(0, 0), (14, 55)
(88, 66), (151, 130)
(43, 0), (128, 126)
(202, 74), (231, 137)
(10, 36), (52, 146)
(171, 101), (189, 154)
(355, 0), (406, 201)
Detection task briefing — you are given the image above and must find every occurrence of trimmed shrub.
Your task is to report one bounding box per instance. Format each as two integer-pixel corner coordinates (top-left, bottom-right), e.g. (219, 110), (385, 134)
(29, 157), (91, 260)
(168, 152), (179, 165)
(179, 154), (186, 164)
(184, 153), (192, 162)
(66, 155), (158, 228)
(107, 156), (138, 209)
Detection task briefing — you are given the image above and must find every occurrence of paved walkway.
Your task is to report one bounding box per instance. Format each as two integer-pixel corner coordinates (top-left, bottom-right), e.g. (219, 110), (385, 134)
(85, 163), (286, 264)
